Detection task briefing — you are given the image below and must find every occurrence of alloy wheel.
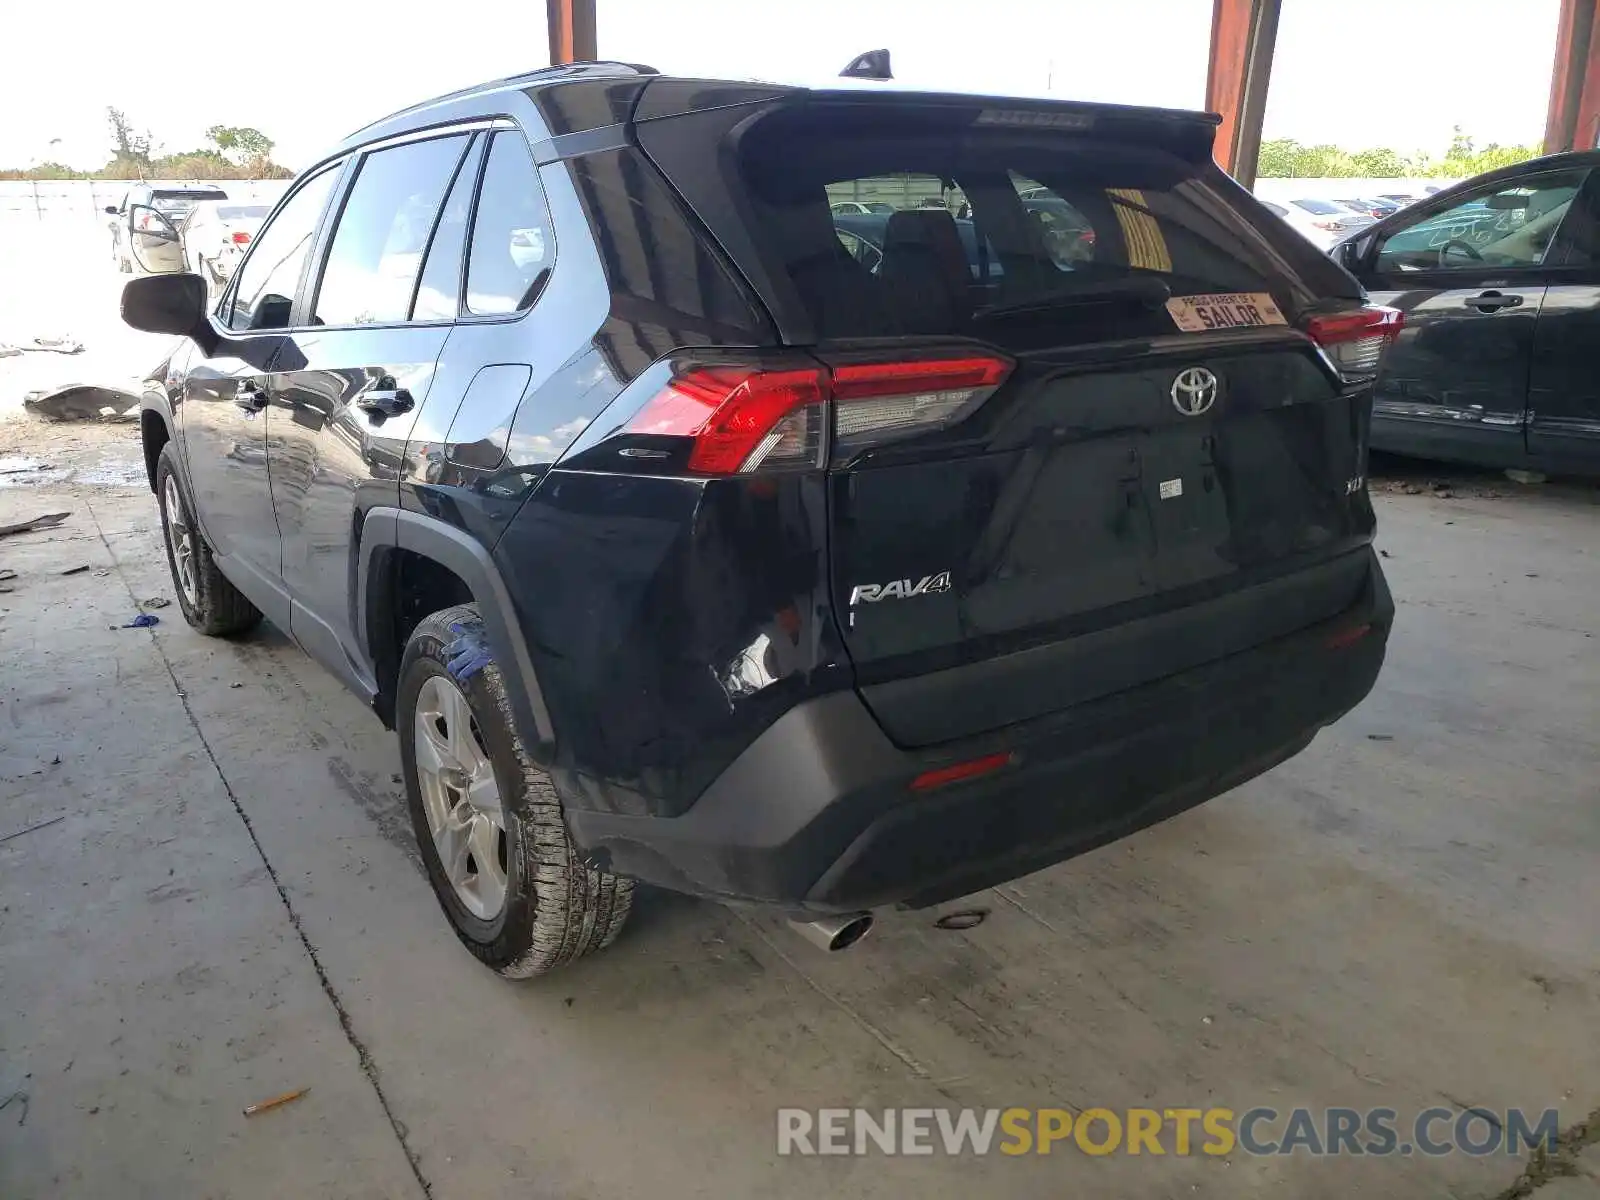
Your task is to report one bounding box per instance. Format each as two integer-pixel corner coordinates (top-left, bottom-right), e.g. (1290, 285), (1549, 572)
(412, 674), (508, 920)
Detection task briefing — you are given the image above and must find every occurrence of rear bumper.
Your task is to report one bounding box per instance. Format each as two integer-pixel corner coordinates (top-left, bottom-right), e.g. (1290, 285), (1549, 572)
(568, 548), (1392, 912)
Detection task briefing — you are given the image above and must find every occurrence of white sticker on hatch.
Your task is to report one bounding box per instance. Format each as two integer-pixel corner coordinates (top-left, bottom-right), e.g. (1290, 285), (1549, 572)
(1166, 292), (1287, 333)
(1159, 478), (1183, 500)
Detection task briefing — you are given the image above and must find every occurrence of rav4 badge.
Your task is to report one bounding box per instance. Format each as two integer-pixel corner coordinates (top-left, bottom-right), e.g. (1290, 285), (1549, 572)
(849, 571), (953, 605)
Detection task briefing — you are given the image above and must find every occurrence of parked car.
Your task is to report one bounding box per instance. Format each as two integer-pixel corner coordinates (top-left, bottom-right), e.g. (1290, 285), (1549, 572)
(1376, 192), (1423, 208)
(107, 184), (229, 274)
(122, 63), (1398, 976)
(1334, 197), (1400, 219)
(180, 201), (271, 286)
(1332, 151), (1600, 475)
(830, 201), (893, 214)
(1260, 197), (1370, 249)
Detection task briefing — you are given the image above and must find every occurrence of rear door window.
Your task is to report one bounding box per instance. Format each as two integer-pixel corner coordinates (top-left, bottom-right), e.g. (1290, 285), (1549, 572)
(312, 134), (470, 326)
(464, 131), (555, 316)
(727, 102), (1311, 346)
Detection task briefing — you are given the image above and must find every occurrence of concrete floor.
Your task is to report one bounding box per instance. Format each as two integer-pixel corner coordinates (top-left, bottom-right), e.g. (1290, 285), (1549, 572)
(1, 447), (1597, 1199)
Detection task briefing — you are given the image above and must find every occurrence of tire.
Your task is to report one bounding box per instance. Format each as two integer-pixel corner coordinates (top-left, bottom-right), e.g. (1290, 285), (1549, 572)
(154, 443), (262, 637)
(397, 604), (632, 977)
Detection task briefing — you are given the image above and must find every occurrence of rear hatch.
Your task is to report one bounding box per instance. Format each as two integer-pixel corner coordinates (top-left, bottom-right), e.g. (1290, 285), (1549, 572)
(635, 87), (1391, 747)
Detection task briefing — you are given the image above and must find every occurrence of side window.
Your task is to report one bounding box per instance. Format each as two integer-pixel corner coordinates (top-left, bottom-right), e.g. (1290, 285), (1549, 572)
(313, 134), (469, 327)
(226, 168), (339, 332)
(412, 137), (483, 322)
(1011, 175), (1098, 270)
(1375, 170), (1587, 274)
(464, 132), (555, 316)
(834, 229), (883, 273)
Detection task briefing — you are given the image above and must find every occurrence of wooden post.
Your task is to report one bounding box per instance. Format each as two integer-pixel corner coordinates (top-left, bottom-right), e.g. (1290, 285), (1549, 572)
(1545, 0), (1600, 153)
(546, 0), (597, 65)
(1205, 0), (1283, 188)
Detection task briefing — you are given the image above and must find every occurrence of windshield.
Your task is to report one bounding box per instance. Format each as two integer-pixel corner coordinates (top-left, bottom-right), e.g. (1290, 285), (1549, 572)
(731, 103), (1315, 345)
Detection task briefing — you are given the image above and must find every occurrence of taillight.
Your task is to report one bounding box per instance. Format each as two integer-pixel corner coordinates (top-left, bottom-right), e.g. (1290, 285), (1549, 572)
(626, 365), (829, 474)
(830, 356), (1011, 451)
(230, 230), (251, 244)
(1304, 305), (1405, 382)
(617, 352), (1014, 476)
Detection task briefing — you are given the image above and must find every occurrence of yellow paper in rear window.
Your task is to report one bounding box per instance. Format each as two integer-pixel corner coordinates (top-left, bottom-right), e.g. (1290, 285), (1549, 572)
(1166, 292), (1287, 332)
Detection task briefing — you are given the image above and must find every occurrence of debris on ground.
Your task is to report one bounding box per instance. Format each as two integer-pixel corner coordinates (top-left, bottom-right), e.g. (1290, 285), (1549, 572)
(1505, 468), (1547, 485)
(0, 815), (66, 844)
(1367, 734), (1394, 742)
(0, 511), (70, 537)
(22, 385), (139, 423)
(60, 564), (90, 576)
(113, 613), (159, 630)
(229, 682), (242, 689)
(142, 596), (170, 609)
(0, 1090), (29, 1127)
(23, 335), (85, 355)
(0, 459), (52, 475)
(242, 1087), (308, 1117)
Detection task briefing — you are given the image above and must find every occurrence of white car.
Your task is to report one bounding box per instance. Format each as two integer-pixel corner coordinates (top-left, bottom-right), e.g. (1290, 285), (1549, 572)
(179, 201), (272, 286)
(1259, 198), (1373, 250)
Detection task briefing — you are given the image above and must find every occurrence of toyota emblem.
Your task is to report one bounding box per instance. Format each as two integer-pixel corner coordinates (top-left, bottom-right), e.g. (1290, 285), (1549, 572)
(1171, 367), (1218, 416)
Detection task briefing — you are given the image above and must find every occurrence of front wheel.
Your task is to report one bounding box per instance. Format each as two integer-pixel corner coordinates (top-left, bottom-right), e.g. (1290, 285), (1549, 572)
(398, 605), (633, 977)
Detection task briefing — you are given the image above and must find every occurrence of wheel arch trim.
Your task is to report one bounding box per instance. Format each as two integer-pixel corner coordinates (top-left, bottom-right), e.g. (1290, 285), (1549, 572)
(358, 506), (556, 763)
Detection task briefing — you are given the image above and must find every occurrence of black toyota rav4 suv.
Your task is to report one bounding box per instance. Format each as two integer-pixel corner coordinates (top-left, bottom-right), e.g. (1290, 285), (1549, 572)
(124, 62), (1398, 976)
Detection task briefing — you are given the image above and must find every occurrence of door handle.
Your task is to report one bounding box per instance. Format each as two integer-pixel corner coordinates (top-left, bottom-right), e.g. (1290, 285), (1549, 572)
(356, 388), (414, 417)
(233, 381), (268, 412)
(1464, 291), (1523, 312)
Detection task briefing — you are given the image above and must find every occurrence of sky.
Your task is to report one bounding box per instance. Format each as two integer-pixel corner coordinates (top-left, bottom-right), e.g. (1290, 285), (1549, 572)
(0, 0), (1562, 172)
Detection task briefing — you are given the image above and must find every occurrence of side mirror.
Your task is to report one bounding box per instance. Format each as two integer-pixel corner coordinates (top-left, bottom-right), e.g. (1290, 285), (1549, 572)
(104, 205), (119, 215)
(121, 273), (218, 354)
(1330, 234), (1375, 274)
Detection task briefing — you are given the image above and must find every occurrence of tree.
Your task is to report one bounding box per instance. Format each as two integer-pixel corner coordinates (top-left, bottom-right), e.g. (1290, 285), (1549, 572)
(1256, 133), (1537, 180)
(206, 125), (274, 162)
(106, 106), (154, 166)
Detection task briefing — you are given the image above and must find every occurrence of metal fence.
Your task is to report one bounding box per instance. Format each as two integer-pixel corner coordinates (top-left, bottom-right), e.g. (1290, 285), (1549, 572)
(0, 179), (291, 222)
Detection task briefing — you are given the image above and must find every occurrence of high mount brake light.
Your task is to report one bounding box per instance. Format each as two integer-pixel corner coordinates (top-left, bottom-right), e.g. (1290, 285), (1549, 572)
(622, 354), (1015, 476)
(1304, 306), (1405, 383)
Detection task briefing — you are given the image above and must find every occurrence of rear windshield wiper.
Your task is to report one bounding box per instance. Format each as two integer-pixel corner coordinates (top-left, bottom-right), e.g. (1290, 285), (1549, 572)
(974, 276), (1172, 320)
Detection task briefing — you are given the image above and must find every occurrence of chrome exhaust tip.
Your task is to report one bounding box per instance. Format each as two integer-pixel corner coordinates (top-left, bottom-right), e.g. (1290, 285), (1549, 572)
(788, 911), (874, 952)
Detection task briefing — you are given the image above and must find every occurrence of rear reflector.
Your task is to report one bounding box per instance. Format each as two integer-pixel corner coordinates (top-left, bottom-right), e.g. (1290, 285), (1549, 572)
(622, 353), (1014, 476)
(1305, 306), (1404, 382)
(1324, 622), (1372, 650)
(910, 751), (1015, 792)
(230, 230), (251, 244)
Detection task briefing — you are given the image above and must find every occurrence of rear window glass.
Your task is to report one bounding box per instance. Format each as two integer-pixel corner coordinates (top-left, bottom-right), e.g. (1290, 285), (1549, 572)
(1292, 199), (1342, 215)
(732, 104), (1299, 344)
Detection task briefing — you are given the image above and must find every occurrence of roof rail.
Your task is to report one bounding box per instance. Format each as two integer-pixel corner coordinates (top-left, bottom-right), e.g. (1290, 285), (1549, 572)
(344, 61), (660, 140)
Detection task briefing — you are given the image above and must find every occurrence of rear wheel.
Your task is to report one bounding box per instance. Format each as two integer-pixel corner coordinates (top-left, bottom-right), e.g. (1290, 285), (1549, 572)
(154, 443), (262, 636)
(398, 605), (633, 977)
